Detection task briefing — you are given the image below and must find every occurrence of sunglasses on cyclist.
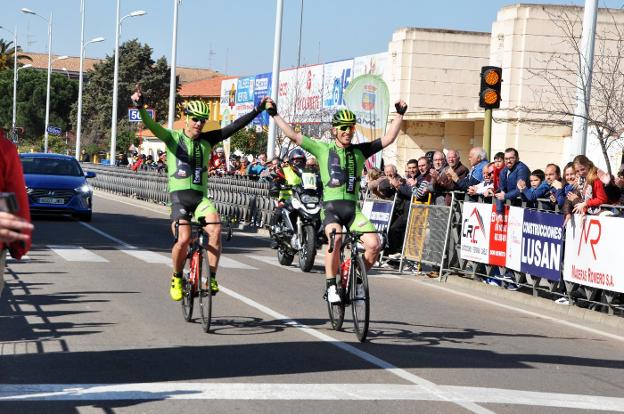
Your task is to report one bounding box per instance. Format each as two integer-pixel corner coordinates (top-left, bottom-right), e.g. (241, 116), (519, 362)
(191, 117), (207, 124)
(336, 124), (354, 132)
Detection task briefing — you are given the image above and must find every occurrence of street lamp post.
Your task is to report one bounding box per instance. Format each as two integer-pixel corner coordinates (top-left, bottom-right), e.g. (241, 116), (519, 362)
(21, 8), (54, 153)
(110, 0), (146, 165)
(75, 37), (104, 160)
(168, 0), (182, 129)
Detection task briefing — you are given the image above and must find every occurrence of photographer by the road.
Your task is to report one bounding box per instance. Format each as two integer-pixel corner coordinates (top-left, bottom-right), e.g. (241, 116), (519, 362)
(0, 130), (33, 296)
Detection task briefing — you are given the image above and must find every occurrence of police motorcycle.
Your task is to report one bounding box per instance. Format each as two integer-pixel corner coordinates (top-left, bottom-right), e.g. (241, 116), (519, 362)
(269, 149), (322, 272)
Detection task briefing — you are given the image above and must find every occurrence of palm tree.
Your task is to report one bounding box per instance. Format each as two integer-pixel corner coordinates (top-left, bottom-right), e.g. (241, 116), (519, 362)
(0, 38), (32, 71)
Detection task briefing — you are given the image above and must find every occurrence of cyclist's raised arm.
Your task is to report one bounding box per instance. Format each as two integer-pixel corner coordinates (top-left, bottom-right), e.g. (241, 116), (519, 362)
(131, 87), (174, 145)
(265, 97), (303, 146)
(380, 100), (407, 149)
(200, 100), (266, 145)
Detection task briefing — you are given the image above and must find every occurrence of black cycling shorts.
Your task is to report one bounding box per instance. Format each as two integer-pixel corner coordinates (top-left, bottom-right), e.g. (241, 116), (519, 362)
(322, 200), (375, 232)
(170, 190), (217, 222)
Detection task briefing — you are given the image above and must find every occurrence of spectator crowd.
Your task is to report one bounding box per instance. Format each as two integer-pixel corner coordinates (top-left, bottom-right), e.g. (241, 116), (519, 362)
(361, 146), (624, 261)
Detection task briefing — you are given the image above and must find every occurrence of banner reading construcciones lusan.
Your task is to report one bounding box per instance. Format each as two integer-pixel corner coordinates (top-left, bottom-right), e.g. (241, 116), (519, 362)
(343, 74), (389, 169)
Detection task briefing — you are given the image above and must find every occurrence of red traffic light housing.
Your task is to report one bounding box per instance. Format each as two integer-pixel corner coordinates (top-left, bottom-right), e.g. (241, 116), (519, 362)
(479, 66), (502, 109)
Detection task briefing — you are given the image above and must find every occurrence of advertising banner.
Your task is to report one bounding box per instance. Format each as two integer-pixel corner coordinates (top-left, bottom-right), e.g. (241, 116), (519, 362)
(294, 64), (324, 123)
(235, 76), (255, 117)
(505, 206), (524, 271)
(220, 77), (239, 127)
(563, 215), (621, 292)
(253, 72), (272, 127)
(460, 202), (492, 263)
(353, 52), (389, 81)
(276, 68), (297, 122)
(343, 74), (389, 169)
(459, 204), (565, 282)
(322, 59), (353, 110)
(361, 199), (394, 233)
(488, 205), (508, 266)
(519, 210), (564, 281)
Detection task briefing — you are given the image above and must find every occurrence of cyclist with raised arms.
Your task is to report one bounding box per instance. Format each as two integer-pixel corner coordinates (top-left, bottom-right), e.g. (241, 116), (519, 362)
(131, 87), (268, 301)
(263, 98), (407, 303)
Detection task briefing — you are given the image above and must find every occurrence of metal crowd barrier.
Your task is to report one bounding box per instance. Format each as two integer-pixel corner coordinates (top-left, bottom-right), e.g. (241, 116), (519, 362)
(442, 192), (623, 316)
(83, 164), (273, 226)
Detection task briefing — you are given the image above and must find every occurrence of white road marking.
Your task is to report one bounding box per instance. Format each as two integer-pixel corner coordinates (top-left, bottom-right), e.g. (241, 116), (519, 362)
(79, 222), (254, 269)
(1, 383), (622, 411)
(219, 256), (256, 270)
(47, 245), (108, 262)
(5, 255), (30, 263)
(247, 254), (303, 273)
(219, 286), (494, 414)
(118, 249), (171, 264)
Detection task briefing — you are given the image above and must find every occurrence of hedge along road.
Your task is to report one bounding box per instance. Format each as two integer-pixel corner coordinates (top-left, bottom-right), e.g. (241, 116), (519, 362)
(0, 190), (623, 414)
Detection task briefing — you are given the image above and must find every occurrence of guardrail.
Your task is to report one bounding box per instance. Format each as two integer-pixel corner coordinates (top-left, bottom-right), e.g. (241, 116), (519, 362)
(83, 164), (274, 227)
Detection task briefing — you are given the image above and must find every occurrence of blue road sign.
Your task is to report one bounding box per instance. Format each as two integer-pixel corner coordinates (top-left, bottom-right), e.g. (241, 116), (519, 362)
(128, 108), (155, 122)
(47, 125), (62, 136)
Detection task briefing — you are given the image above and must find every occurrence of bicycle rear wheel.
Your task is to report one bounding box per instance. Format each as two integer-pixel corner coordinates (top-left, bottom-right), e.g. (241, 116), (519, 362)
(350, 255), (370, 342)
(198, 250), (213, 333)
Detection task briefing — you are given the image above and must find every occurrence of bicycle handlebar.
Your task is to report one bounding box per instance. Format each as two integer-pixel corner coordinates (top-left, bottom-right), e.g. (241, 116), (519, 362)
(327, 228), (382, 254)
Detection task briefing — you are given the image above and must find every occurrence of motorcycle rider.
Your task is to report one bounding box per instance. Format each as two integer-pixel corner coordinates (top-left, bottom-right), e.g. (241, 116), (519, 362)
(269, 149), (307, 248)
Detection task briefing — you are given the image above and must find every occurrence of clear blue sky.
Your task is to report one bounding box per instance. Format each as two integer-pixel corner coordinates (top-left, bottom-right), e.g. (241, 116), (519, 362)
(1, 0), (622, 76)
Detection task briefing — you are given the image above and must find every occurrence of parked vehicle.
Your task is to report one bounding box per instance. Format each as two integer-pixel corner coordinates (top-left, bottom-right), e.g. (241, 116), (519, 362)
(20, 153), (96, 222)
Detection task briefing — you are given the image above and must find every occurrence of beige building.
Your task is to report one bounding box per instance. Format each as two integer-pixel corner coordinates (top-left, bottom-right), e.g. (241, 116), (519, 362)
(387, 3), (624, 172)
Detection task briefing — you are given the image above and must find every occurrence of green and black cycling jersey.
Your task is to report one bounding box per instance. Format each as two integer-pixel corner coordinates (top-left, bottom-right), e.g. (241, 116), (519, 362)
(138, 107), (260, 195)
(299, 135), (382, 203)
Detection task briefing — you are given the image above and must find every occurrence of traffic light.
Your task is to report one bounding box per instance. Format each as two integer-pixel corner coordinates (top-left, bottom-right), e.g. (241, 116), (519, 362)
(479, 66), (502, 109)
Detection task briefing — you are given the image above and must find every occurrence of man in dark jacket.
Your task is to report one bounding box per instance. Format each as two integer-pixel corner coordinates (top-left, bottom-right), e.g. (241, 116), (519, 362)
(495, 147), (530, 214)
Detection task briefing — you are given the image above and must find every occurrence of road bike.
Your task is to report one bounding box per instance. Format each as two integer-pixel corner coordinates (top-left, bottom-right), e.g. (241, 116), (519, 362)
(326, 229), (380, 342)
(175, 218), (232, 333)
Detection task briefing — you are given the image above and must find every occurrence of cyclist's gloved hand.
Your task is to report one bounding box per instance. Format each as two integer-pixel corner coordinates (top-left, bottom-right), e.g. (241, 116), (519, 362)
(131, 84), (145, 108)
(264, 98), (278, 117)
(395, 100), (407, 115)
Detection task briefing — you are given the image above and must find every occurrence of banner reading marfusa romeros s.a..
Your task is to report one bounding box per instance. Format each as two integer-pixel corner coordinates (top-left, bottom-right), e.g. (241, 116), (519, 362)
(563, 214), (622, 293)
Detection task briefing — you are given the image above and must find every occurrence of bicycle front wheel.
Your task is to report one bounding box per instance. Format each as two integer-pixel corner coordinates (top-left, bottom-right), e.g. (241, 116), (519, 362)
(350, 255), (370, 342)
(198, 251), (213, 333)
(181, 270), (195, 322)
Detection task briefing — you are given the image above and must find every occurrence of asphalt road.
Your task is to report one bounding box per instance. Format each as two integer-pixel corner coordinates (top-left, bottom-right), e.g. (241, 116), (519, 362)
(1, 191), (623, 414)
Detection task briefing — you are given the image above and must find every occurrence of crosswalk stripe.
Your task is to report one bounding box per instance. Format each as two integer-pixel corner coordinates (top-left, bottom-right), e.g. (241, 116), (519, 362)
(247, 254), (310, 273)
(47, 245), (108, 262)
(1, 382), (623, 410)
(78, 222), (254, 269)
(118, 249), (171, 264)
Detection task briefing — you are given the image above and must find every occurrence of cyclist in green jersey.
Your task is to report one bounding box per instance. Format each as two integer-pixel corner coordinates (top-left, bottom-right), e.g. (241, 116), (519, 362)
(263, 97), (407, 303)
(131, 87), (268, 301)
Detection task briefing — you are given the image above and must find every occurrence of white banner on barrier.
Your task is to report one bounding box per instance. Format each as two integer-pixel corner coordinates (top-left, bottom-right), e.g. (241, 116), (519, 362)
(505, 206), (524, 271)
(563, 215), (621, 293)
(460, 202), (492, 263)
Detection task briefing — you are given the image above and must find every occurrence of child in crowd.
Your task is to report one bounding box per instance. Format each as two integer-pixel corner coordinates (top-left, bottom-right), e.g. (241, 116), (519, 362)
(517, 169), (549, 208)
(491, 151), (504, 191)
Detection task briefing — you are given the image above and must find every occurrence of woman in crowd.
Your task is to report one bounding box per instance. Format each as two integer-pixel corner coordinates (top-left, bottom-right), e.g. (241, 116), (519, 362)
(568, 155), (608, 215)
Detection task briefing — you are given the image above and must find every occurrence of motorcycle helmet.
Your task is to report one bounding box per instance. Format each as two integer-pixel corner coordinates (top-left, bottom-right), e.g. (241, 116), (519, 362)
(289, 148), (306, 169)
